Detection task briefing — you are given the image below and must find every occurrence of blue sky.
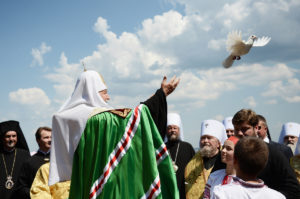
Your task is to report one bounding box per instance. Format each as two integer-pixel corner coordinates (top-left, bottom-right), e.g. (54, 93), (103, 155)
(1, 0), (300, 151)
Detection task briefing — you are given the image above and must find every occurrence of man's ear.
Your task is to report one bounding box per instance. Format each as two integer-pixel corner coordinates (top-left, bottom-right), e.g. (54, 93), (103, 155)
(254, 125), (258, 131)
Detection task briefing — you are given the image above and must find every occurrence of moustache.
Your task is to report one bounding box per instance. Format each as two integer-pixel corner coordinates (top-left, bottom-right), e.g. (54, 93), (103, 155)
(167, 131), (177, 136)
(201, 143), (211, 147)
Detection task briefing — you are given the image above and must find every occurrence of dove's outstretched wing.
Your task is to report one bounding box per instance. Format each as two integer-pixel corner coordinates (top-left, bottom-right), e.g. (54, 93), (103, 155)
(226, 30), (244, 52)
(253, 36), (271, 47)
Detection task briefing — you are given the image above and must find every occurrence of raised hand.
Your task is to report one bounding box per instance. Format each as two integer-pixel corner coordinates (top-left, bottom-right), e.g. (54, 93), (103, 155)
(161, 75), (180, 97)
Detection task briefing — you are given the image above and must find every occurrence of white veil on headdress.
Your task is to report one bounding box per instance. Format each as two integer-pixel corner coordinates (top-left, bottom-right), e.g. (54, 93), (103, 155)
(49, 70), (112, 185)
(284, 122), (300, 155)
(222, 117), (234, 130)
(278, 122), (300, 144)
(199, 119), (227, 148)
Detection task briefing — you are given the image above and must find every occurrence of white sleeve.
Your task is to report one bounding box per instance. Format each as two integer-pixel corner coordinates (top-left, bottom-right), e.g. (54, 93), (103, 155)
(211, 185), (224, 199)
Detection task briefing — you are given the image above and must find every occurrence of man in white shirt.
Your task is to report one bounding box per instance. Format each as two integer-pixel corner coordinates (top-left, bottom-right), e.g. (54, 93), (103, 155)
(212, 137), (285, 199)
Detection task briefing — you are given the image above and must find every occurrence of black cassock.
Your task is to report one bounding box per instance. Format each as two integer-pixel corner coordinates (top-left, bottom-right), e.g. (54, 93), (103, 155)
(166, 140), (195, 199)
(0, 121), (30, 199)
(14, 151), (50, 199)
(0, 148), (30, 199)
(142, 88), (168, 139)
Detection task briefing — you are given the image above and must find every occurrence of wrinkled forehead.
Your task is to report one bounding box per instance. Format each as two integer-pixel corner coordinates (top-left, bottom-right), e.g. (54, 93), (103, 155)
(201, 134), (217, 140)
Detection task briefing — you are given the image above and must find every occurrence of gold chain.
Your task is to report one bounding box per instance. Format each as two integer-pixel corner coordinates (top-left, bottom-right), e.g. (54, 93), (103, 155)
(1, 148), (17, 177)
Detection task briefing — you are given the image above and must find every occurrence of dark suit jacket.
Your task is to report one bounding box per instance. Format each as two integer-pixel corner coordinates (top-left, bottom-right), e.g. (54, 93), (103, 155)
(269, 140), (293, 161)
(258, 143), (300, 199)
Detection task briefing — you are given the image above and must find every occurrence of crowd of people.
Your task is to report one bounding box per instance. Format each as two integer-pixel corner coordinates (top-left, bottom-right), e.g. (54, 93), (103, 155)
(1, 70), (300, 199)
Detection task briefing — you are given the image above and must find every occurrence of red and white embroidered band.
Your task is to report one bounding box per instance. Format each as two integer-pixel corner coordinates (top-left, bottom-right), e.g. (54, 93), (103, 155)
(156, 143), (169, 165)
(89, 104), (143, 199)
(140, 175), (161, 199)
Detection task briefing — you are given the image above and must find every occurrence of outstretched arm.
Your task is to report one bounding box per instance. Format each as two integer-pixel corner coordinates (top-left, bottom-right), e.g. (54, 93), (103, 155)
(142, 76), (180, 139)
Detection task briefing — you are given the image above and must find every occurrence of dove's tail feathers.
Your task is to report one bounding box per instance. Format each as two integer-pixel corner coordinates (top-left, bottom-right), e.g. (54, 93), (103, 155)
(253, 36), (271, 47)
(222, 55), (235, 68)
(226, 30), (243, 52)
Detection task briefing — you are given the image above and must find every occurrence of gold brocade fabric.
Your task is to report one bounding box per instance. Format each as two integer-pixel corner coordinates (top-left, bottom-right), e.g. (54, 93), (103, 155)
(185, 151), (213, 199)
(89, 108), (132, 119)
(109, 108), (132, 118)
(290, 154), (300, 183)
(30, 163), (70, 199)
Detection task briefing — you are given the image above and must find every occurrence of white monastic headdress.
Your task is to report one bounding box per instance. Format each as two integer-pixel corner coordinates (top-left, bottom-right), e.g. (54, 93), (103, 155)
(222, 116), (234, 130)
(278, 122), (300, 144)
(200, 119), (227, 147)
(167, 113), (184, 141)
(49, 70), (112, 185)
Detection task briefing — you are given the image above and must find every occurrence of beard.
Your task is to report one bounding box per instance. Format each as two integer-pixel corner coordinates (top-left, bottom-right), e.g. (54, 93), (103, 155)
(167, 132), (179, 142)
(287, 143), (297, 154)
(199, 145), (218, 158)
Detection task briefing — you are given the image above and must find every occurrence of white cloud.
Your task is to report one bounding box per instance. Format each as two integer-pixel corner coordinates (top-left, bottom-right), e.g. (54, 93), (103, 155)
(265, 99), (277, 104)
(170, 63), (299, 108)
(208, 63), (294, 87)
(286, 96), (300, 103)
(9, 88), (50, 106)
(208, 39), (225, 51)
(244, 96), (257, 107)
(81, 15), (181, 79)
(214, 114), (224, 122)
(174, 71), (235, 100)
(262, 78), (300, 103)
(167, 0), (300, 59)
(93, 17), (117, 41)
(42, 5), (300, 111)
(138, 10), (187, 43)
(31, 42), (51, 67)
(216, 0), (251, 28)
(45, 52), (81, 99)
(254, 0), (295, 13)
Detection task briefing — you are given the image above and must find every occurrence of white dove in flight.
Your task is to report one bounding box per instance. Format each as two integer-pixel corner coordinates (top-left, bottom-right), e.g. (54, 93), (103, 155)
(222, 30), (271, 68)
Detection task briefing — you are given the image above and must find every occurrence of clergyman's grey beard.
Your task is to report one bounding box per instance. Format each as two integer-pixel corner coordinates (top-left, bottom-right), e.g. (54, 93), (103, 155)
(167, 132), (179, 141)
(287, 143), (297, 154)
(199, 145), (217, 158)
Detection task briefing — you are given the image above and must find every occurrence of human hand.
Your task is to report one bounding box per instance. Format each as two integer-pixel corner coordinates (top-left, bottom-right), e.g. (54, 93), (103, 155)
(161, 75), (180, 97)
